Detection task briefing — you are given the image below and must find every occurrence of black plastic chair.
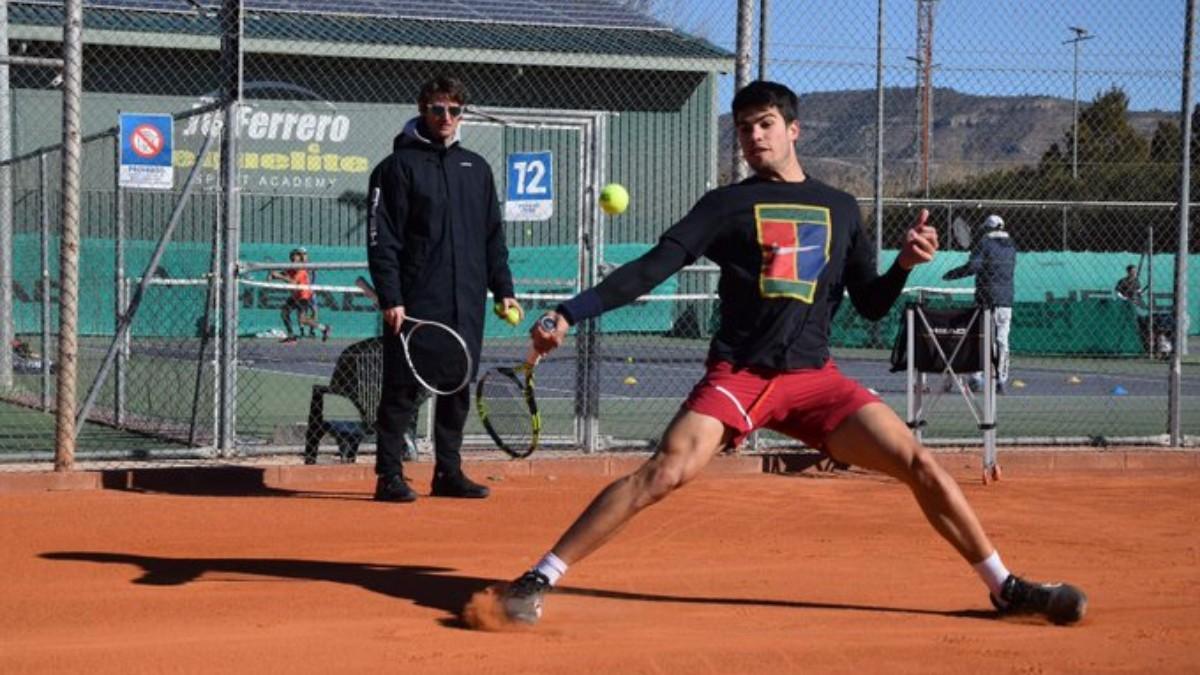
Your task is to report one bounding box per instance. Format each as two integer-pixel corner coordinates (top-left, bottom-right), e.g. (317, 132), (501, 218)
(303, 337), (384, 464)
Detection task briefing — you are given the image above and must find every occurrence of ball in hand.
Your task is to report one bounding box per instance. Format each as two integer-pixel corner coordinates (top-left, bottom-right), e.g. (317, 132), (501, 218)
(599, 183), (629, 215)
(503, 307), (521, 326)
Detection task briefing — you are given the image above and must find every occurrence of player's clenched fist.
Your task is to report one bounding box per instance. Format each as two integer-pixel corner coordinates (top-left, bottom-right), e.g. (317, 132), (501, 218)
(530, 312), (568, 355)
(898, 208), (938, 270)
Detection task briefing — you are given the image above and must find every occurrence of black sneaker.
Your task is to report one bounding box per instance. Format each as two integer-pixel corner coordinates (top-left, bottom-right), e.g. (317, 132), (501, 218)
(990, 574), (1087, 625)
(430, 471), (490, 498)
(321, 325), (331, 342)
(374, 474), (417, 503)
(502, 570), (551, 624)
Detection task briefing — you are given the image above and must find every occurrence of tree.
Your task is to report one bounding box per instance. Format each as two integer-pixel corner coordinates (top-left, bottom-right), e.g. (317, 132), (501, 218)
(1071, 88), (1150, 176)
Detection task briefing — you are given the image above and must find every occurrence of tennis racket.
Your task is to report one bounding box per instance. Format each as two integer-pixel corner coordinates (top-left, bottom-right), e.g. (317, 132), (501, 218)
(475, 315), (557, 458)
(951, 217), (972, 250)
(355, 276), (472, 396)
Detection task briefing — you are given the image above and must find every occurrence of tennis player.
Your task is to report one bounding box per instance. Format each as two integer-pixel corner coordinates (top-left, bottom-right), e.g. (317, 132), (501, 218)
(499, 81), (1086, 626)
(269, 247), (330, 343)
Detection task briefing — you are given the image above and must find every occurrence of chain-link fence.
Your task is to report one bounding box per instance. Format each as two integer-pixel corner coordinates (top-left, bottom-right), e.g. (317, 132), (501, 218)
(1, 0), (1196, 470)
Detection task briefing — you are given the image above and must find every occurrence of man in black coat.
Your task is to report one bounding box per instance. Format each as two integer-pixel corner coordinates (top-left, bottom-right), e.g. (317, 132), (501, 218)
(367, 76), (521, 502)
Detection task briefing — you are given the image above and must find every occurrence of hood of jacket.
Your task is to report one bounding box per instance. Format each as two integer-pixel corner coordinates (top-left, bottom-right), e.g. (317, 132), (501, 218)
(392, 116), (461, 153)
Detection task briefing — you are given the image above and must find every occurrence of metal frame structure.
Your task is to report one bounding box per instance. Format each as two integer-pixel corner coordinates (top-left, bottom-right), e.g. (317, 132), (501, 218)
(904, 301), (998, 483)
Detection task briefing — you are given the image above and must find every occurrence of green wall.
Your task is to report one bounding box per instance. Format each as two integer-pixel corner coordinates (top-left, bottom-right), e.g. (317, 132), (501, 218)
(13, 234), (1196, 353)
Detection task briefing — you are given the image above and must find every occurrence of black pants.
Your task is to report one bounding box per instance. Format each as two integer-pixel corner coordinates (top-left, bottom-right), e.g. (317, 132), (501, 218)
(375, 332), (469, 479)
(281, 297), (312, 336)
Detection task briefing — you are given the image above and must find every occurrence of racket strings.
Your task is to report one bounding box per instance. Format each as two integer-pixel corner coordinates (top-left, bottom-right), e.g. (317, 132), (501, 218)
(478, 371), (535, 448)
(404, 321), (472, 395)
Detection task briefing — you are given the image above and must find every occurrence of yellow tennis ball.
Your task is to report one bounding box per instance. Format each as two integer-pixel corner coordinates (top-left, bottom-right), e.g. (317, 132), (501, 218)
(599, 183), (629, 215)
(504, 307), (521, 326)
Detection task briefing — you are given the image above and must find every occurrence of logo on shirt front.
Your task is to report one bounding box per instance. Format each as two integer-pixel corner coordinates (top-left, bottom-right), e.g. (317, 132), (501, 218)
(755, 203), (831, 303)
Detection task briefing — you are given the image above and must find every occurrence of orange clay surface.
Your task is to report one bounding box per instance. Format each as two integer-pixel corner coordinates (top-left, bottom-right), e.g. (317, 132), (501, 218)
(1, 458), (1198, 674)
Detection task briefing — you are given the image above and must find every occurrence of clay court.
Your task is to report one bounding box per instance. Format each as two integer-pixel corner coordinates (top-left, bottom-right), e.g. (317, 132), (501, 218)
(1, 450), (1198, 674)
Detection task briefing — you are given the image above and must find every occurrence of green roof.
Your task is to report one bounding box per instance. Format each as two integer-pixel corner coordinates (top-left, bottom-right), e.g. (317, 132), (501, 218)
(9, 3), (734, 72)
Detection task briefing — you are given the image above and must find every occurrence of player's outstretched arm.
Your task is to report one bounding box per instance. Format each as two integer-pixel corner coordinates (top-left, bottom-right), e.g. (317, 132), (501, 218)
(943, 264), (972, 280)
(943, 237), (983, 281)
(530, 239), (693, 355)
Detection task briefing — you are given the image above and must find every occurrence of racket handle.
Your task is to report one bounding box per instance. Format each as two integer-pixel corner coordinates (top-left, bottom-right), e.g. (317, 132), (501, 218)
(524, 345), (541, 367)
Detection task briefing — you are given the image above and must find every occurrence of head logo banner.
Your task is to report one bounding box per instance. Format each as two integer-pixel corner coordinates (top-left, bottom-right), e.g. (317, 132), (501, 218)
(755, 204), (831, 303)
(119, 112), (174, 190)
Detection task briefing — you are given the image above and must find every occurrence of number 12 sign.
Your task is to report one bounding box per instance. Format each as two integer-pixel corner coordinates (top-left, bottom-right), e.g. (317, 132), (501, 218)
(505, 151), (553, 221)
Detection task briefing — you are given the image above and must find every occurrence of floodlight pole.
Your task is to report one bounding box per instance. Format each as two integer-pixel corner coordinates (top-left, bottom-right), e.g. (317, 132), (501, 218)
(1064, 26), (1094, 181)
(907, 55), (938, 198)
(913, 1), (938, 198)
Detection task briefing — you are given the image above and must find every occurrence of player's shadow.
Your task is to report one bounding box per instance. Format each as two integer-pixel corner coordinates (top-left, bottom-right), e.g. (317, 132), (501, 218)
(39, 551), (995, 626)
(41, 551), (491, 617)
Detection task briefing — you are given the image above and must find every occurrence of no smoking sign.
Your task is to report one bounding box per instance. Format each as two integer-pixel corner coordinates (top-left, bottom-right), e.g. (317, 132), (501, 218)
(119, 113), (174, 190)
(129, 124), (165, 159)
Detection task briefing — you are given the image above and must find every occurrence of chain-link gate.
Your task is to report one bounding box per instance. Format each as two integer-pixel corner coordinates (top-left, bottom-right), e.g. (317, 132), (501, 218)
(233, 107), (606, 460)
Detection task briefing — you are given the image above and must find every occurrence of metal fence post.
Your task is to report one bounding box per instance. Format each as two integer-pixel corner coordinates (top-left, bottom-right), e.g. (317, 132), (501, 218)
(874, 0), (885, 270)
(0, 3), (13, 391)
(217, 0), (243, 454)
(1169, 0), (1195, 445)
(113, 137), (126, 426)
(54, 0), (83, 470)
(39, 153), (51, 411)
(758, 0), (770, 81)
(733, 0), (753, 183)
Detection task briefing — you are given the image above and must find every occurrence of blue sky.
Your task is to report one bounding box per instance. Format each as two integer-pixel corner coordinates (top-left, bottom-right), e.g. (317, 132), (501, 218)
(645, 0), (1193, 113)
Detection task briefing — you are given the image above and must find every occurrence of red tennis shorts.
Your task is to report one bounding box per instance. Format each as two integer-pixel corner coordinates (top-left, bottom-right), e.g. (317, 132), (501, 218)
(683, 358), (881, 449)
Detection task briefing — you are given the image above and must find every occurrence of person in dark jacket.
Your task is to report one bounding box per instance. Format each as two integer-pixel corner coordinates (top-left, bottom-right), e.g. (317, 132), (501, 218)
(1114, 264), (1144, 306)
(942, 214), (1016, 393)
(367, 76), (521, 503)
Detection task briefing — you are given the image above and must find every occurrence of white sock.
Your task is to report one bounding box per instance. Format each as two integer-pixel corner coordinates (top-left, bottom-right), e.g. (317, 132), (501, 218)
(534, 552), (568, 586)
(973, 550), (1011, 599)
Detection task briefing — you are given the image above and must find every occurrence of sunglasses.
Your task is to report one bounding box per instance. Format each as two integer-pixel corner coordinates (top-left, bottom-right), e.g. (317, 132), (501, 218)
(427, 104), (464, 118)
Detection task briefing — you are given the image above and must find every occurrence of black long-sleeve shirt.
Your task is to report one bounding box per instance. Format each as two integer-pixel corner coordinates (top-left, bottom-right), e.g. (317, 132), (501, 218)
(560, 176), (909, 370)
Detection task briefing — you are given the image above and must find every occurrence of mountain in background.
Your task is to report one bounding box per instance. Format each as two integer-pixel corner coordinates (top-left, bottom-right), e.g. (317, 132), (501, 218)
(718, 87), (1177, 195)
